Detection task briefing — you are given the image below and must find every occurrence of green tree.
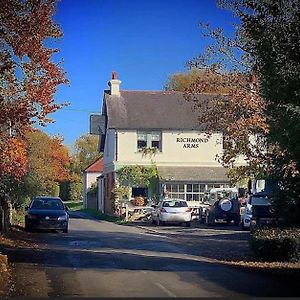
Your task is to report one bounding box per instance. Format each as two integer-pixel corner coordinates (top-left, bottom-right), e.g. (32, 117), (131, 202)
(188, 0), (300, 224)
(61, 134), (101, 202)
(165, 68), (230, 93)
(117, 164), (159, 200)
(73, 134), (101, 171)
(232, 0), (300, 225)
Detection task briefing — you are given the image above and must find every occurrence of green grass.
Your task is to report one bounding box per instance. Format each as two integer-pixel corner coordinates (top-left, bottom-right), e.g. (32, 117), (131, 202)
(11, 209), (25, 227)
(79, 208), (127, 225)
(65, 201), (83, 211)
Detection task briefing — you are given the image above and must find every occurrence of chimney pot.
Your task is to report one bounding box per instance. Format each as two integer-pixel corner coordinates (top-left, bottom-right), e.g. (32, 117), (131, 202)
(108, 71), (121, 96)
(112, 71), (117, 80)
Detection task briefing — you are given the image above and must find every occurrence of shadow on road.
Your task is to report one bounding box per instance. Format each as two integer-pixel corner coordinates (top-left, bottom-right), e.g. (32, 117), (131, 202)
(3, 212), (299, 297)
(2, 238), (300, 297)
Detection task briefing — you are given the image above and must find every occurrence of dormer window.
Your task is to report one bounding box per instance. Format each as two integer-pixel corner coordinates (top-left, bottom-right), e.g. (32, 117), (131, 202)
(137, 131), (162, 151)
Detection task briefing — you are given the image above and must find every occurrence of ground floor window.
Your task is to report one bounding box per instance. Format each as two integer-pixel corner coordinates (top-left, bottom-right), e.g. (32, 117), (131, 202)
(164, 182), (229, 202)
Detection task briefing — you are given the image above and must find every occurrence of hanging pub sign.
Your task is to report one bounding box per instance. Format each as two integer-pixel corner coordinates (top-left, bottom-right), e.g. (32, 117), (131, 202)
(90, 114), (106, 135)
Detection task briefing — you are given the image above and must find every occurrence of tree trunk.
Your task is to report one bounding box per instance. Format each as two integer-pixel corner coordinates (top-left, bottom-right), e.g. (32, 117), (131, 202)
(0, 198), (11, 234)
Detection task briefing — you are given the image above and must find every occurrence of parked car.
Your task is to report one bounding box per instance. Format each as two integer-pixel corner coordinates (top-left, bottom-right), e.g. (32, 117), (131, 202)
(241, 194), (271, 230)
(205, 188), (240, 225)
(25, 196), (69, 233)
(242, 179), (282, 230)
(249, 204), (284, 232)
(151, 198), (192, 226)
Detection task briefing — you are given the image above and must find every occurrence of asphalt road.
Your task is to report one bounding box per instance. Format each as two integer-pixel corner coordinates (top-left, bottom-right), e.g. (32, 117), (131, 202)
(8, 212), (300, 297)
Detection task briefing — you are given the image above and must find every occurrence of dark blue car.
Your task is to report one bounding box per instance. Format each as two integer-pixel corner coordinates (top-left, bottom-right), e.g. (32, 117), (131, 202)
(25, 196), (69, 233)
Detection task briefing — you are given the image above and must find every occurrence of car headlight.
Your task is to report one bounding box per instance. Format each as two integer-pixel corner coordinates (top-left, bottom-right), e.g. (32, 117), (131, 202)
(58, 215), (68, 221)
(27, 214), (37, 219)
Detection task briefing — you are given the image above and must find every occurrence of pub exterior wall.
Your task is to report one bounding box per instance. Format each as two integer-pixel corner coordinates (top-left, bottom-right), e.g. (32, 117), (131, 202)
(116, 130), (223, 167)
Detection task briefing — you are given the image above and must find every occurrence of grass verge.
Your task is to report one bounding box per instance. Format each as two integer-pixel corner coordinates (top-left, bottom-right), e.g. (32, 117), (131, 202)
(219, 259), (300, 277)
(11, 209), (25, 227)
(79, 208), (127, 225)
(65, 201), (83, 211)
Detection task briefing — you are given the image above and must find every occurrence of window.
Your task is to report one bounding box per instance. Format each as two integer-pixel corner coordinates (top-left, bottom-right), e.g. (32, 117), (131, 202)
(163, 183), (229, 202)
(137, 131), (161, 151)
(31, 198), (64, 210)
(163, 200), (188, 207)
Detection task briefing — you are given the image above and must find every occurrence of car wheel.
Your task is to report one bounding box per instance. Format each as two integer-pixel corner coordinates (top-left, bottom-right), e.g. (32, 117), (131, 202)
(233, 215), (241, 226)
(24, 221), (32, 232)
(206, 212), (215, 226)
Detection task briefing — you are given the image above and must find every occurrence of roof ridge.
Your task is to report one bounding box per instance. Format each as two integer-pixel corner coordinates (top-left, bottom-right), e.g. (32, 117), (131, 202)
(120, 90), (225, 96)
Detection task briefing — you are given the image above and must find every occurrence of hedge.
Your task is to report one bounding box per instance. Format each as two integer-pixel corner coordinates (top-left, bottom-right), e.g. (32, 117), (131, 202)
(249, 228), (300, 262)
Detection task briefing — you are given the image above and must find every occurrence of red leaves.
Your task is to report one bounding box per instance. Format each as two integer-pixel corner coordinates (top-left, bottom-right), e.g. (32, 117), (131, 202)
(185, 68), (270, 181)
(0, 0), (68, 184)
(0, 137), (28, 180)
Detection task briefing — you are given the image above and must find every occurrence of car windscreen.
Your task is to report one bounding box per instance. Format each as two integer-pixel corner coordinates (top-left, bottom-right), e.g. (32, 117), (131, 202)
(31, 198), (64, 210)
(162, 200), (188, 207)
(250, 196), (271, 205)
(216, 192), (234, 199)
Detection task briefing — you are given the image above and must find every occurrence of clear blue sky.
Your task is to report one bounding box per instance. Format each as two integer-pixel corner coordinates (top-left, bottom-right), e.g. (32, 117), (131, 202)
(44, 0), (236, 148)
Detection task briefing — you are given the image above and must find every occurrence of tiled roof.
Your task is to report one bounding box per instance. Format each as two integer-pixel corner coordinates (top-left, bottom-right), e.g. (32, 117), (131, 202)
(84, 157), (104, 173)
(103, 90), (223, 130)
(157, 166), (229, 182)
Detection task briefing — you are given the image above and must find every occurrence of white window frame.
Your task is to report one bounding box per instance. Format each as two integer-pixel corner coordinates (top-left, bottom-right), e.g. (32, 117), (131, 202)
(137, 131), (162, 152)
(165, 182), (230, 202)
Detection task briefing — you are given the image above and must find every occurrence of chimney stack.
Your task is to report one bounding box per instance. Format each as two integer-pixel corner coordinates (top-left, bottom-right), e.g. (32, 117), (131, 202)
(108, 71), (121, 96)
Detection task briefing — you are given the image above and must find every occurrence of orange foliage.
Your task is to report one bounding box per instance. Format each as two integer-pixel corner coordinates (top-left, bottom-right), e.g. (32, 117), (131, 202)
(0, 0), (68, 184)
(25, 130), (70, 185)
(0, 137), (28, 180)
(186, 70), (270, 180)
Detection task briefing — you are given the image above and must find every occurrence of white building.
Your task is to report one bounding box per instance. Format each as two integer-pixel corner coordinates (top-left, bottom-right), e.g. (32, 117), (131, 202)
(96, 72), (237, 214)
(82, 157), (103, 209)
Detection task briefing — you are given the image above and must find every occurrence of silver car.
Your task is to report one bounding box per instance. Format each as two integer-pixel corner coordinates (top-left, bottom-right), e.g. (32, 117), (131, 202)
(151, 198), (192, 226)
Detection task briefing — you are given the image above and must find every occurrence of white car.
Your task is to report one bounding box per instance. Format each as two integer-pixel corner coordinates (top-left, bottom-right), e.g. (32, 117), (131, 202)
(151, 198), (192, 227)
(241, 194), (271, 230)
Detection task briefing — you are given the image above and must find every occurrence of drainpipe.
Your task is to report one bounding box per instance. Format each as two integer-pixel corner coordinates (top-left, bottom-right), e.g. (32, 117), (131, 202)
(115, 131), (118, 162)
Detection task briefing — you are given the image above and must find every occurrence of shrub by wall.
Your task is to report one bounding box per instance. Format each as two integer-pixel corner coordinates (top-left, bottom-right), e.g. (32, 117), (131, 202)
(249, 228), (300, 262)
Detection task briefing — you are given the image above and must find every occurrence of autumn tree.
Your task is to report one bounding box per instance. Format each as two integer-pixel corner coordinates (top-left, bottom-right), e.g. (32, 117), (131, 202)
(165, 68), (230, 94)
(59, 134), (101, 202)
(12, 130), (70, 209)
(187, 0), (300, 224)
(0, 0), (67, 231)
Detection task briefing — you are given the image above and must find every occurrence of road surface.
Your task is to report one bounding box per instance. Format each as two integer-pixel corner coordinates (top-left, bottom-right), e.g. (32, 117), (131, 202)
(8, 212), (300, 297)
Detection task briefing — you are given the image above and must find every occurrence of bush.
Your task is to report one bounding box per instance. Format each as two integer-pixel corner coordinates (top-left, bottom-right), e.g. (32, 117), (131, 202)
(250, 228), (300, 262)
(50, 182), (60, 197)
(69, 181), (83, 201)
